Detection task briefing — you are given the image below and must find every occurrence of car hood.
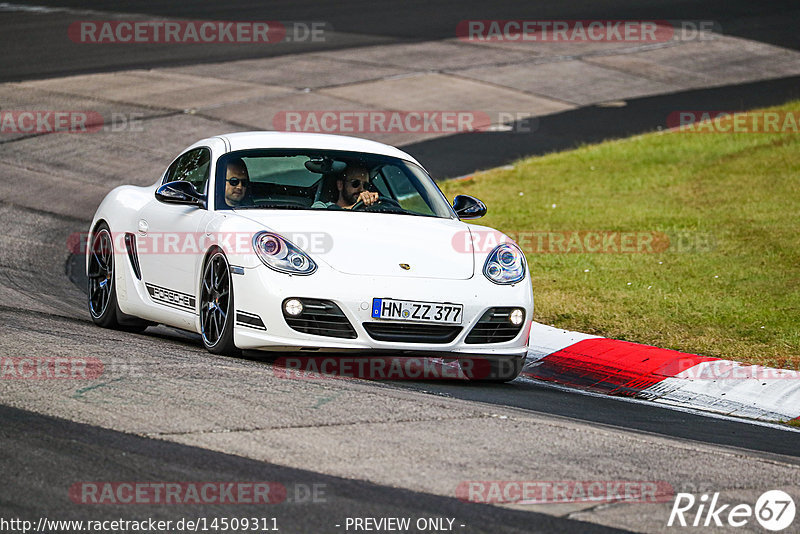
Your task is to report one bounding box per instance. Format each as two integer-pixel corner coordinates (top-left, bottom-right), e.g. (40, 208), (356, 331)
(234, 210), (474, 279)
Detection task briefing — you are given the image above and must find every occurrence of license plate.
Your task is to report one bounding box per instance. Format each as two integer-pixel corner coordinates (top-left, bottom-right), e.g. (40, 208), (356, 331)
(371, 298), (463, 324)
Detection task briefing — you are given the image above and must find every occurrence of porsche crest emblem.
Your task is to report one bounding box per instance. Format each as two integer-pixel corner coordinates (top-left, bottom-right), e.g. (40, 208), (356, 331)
(399, 263), (411, 270)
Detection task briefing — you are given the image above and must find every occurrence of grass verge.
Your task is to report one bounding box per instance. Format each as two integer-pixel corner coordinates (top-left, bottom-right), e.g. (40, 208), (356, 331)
(440, 101), (800, 368)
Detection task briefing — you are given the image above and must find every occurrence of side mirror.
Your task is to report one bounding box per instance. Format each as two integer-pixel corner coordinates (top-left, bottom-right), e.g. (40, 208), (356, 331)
(452, 195), (487, 219)
(155, 181), (206, 208)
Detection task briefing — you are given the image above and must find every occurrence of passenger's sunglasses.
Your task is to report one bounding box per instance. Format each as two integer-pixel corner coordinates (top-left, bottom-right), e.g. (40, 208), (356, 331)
(226, 178), (249, 187)
(349, 179), (370, 188)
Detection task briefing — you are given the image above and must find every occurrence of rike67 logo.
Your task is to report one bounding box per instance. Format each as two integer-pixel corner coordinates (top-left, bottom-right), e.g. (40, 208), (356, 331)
(668, 490), (795, 531)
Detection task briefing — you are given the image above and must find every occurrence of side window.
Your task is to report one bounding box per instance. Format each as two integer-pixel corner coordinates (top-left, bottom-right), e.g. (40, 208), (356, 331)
(164, 148), (211, 193)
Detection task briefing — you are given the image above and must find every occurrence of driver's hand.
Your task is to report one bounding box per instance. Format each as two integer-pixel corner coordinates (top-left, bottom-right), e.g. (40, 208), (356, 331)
(358, 191), (379, 206)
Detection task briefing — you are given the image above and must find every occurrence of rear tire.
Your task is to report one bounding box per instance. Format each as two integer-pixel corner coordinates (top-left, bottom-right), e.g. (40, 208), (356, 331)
(199, 250), (238, 355)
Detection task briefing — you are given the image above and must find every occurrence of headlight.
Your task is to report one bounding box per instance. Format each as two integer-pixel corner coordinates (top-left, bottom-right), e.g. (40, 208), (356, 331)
(253, 232), (317, 275)
(483, 243), (526, 285)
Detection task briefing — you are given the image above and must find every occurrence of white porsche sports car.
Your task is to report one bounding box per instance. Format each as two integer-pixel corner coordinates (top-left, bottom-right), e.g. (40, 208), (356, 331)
(87, 132), (533, 381)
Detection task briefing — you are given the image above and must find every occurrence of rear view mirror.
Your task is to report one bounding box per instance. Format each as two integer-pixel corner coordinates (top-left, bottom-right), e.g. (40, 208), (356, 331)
(305, 157), (347, 174)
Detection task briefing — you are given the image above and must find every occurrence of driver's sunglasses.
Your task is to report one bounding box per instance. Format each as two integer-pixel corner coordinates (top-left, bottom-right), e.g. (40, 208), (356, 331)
(349, 179), (370, 188)
(227, 178), (249, 187)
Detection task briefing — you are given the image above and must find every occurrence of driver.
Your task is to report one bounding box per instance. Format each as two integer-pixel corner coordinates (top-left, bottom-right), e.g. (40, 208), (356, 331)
(334, 163), (378, 209)
(224, 158), (250, 208)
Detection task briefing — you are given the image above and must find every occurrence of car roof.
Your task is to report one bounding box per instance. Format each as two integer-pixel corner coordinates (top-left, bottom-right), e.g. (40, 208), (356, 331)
(196, 131), (422, 167)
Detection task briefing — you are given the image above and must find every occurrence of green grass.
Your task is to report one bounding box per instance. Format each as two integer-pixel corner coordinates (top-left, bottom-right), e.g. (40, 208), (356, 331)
(440, 101), (800, 368)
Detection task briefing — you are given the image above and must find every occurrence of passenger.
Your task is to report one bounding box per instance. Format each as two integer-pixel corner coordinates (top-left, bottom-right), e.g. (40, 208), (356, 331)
(224, 158), (251, 208)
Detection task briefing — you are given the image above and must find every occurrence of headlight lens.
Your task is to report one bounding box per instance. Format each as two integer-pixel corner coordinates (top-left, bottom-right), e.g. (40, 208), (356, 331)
(253, 232), (317, 275)
(483, 243), (526, 285)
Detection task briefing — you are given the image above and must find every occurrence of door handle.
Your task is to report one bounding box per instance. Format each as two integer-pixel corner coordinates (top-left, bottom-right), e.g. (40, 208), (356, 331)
(138, 220), (148, 235)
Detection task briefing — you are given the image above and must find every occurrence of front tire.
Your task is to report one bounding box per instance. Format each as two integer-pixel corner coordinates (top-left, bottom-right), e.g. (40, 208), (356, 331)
(87, 224), (118, 328)
(87, 223), (150, 333)
(199, 251), (238, 355)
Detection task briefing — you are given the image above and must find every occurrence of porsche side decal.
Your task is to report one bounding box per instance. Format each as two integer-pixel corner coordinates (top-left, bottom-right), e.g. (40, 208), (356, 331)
(145, 283), (195, 311)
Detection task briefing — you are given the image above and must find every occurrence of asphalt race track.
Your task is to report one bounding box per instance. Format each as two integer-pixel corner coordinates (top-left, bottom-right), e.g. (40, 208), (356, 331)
(409, 75), (800, 178)
(1, 1), (800, 533)
(1, 404), (628, 534)
(1, 0), (798, 82)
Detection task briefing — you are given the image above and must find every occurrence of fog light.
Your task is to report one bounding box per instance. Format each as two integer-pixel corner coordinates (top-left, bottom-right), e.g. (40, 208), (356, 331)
(284, 298), (303, 316)
(509, 308), (524, 325)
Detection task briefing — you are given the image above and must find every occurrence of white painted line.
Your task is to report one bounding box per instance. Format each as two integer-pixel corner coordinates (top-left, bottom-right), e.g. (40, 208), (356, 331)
(642, 360), (800, 421)
(0, 2), (164, 18)
(517, 375), (800, 433)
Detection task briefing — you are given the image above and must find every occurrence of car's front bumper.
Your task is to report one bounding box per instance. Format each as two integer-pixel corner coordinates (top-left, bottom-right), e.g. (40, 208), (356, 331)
(230, 263), (533, 358)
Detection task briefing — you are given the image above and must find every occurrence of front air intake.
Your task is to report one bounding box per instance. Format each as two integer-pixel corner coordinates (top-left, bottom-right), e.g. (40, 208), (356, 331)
(465, 307), (525, 344)
(282, 298), (357, 339)
(363, 322), (462, 343)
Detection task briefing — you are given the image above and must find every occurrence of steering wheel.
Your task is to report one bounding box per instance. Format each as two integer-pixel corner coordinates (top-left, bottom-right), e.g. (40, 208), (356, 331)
(351, 196), (404, 211)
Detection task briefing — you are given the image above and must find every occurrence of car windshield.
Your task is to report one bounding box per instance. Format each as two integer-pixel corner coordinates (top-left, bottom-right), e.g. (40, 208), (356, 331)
(214, 149), (455, 218)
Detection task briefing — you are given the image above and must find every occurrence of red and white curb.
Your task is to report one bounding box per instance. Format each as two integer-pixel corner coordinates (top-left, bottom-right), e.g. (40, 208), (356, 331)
(524, 323), (800, 423)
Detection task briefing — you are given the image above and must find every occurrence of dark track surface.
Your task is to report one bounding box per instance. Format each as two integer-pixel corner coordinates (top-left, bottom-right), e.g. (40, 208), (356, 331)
(1, 0), (798, 82)
(0, 404), (630, 534)
(392, 379), (800, 460)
